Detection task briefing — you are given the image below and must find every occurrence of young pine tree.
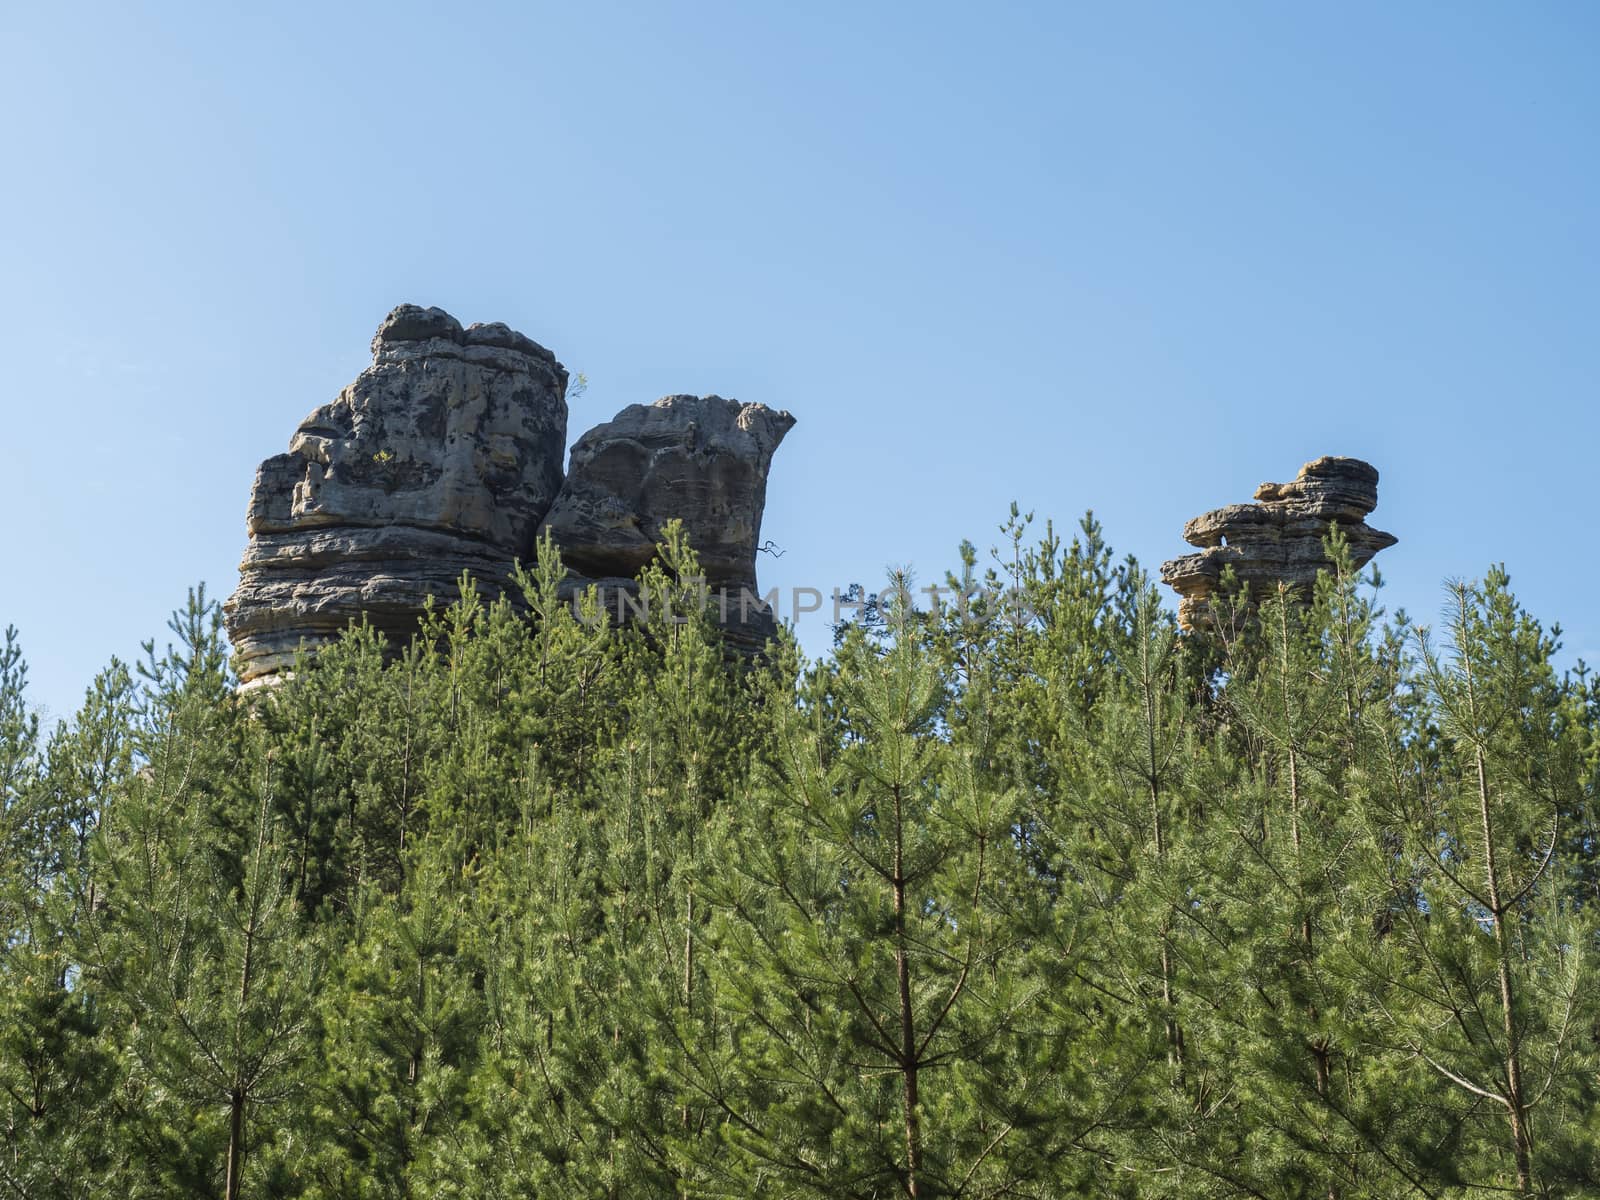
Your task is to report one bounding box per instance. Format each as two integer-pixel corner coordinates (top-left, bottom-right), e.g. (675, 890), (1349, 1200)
(707, 588), (1106, 1198)
(1350, 571), (1599, 1196)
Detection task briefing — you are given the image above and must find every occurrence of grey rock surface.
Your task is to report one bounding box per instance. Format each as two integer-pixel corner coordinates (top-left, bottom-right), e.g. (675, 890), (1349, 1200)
(538, 395), (796, 651)
(224, 305), (569, 686)
(1159, 456), (1398, 631)
(224, 310), (797, 686)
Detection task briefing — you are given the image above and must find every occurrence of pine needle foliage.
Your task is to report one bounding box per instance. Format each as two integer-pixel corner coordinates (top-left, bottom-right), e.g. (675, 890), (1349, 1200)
(0, 518), (1594, 1199)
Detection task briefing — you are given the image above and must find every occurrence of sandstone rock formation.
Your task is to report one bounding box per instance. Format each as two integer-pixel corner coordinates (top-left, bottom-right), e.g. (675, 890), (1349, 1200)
(224, 305), (569, 686)
(537, 395), (796, 651)
(224, 306), (793, 686)
(1159, 456), (1397, 631)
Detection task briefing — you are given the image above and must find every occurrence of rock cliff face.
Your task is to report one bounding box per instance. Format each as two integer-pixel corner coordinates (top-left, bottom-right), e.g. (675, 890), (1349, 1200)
(223, 306), (792, 686)
(1159, 456), (1397, 631)
(537, 395), (796, 651)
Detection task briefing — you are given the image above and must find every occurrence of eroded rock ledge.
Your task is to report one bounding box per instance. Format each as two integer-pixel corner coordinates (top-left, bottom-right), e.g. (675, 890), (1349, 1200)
(1158, 456), (1397, 631)
(223, 305), (793, 686)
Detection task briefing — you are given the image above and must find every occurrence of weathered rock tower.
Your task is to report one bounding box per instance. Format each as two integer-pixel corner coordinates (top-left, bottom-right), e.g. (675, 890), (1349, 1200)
(223, 305), (794, 687)
(1159, 456), (1397, 631)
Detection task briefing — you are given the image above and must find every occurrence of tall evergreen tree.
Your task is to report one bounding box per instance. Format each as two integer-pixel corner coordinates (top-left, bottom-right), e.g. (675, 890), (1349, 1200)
(1348, 571), (1599, 1196)
(707, 588), (1117, 1197)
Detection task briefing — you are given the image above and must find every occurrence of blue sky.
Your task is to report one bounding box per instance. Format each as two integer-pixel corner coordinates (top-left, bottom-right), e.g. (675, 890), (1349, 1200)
(3, 2), (1596, 723)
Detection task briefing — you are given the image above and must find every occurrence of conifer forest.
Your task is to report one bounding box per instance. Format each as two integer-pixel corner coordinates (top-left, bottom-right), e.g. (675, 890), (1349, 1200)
(2, 519), (1597, 1199)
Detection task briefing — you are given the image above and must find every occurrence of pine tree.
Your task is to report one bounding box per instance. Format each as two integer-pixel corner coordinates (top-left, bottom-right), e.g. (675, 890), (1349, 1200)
(88, 591), (324, 1199)
(306, 841), (484, 1198)
(437, 524), (762, 1197)
(1347, 571), (1599, 1196)
(707, 586), (1111, 1198)
(1176, 545), (1444, 1198)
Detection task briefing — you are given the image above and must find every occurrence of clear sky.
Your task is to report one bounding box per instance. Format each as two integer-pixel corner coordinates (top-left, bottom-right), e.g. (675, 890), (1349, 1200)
(3, 2), (1597, 724)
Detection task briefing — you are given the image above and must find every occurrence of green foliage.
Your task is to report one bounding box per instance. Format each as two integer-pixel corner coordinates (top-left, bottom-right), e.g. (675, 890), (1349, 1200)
(0, 518), (1595, 1199)
(703, 598), (1095, 1197)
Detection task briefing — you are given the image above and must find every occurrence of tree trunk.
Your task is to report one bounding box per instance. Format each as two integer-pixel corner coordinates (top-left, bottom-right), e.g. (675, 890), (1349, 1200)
(229, 837), (260, 1200)
(1478, 742), (1533, 1193)
(225, 1089), (246, 1200)
(892, 783), (922, 1197)
(1463, 637), (1534, 1195)
(1144, 667), (1184, 1082)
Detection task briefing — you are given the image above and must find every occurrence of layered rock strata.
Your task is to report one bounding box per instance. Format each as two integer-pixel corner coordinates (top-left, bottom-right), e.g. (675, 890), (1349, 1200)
(224, 306), (793, 686)
(224, 305), (569, 686)
(1159, 456), (1397, 631)
(537, 395), (796, 652)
